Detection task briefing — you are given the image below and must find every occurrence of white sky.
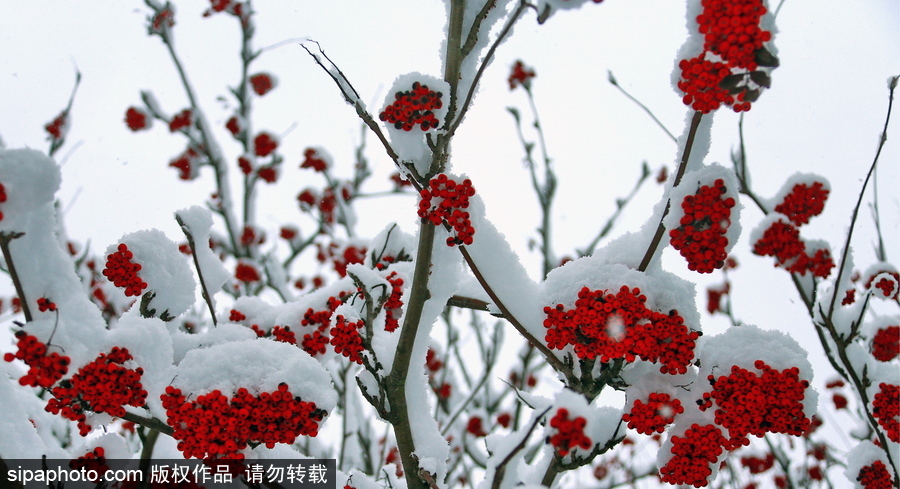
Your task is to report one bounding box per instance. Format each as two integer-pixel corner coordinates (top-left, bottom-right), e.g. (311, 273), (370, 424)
(1, 0), (899, 475)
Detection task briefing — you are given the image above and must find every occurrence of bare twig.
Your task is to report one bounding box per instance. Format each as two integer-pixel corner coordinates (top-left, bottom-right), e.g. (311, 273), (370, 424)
(608, 70), (677, 143)
(638, 110), (703, 272)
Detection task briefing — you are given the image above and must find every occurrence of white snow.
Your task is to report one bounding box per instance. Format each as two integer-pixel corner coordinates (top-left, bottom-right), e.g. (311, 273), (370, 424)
(176, 206), (230, 311)
(109, 229), (197, 319)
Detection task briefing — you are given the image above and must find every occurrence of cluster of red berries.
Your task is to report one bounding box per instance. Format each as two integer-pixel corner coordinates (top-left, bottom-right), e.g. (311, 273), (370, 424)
(4, 331), (70, 388)
(169, 147), (200, 181)
(623, 393), (684, 435)
(678, 0), (774, 113)
(873, 276), (898, 299)
(871, 326), (899, 362)
(383, 271), (405, 332)
(752, 217), (834, 278)
(547, 408), (592, 457)
(330, 315), (366, 364)
(872, 383), (899, 443)
(698, 361), (810, 450)
(249, 73), (275, 96)
(418, 174), (476, 246)
(234, 261), (260, 283)
(103, 243), (149, 297)
(508, 60), (535, 90)
(125, 107), (151, 131)
(37, 297), (57, 312)
(169, 109), (193, 132)
(706, 282), (730, 315)
(697, 0), (771, 70)
(379, 81), (443, 131)
(659, 423), (726, 487)
(543, 286), (699, 374)
(254, 132), (278, 157)
(325, 244), (366, 278)
(677, 56), (736, 113)
(669, 178), (736, 273)
(47, 347), (147, 436)
(298, 297), (344, 356)
(161, 383), (325, 460)
(300, 148), (329, 172)
(739, 453), (774, 474)
(774, 182), (829, 226)
(45, 111), (68, 143)
(150, 6), (175, 34)
(70, 447), (108, 481)
(249, 324), (298, 346)
(466, 416), (488, 437)
(857, 460), (895, 489)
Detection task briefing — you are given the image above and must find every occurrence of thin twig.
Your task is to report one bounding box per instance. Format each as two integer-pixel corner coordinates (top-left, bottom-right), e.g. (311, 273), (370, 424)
(608, 70), (677, 143)
(638, 111), (703, 272)
(0, 232), (30, 322)
(175, 215), (217, 326)
(826, 76), (896, 321)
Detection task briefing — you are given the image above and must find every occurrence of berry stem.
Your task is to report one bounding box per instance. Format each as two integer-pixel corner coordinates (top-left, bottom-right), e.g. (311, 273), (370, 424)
(446, 1), (529, 144)
(608, 70), (677, 143)
(458, 246), (577, 386)
(175, 214), (217, 326)
(638, 110), (703, 272)
(824, 76), (897, 321)
(0, 232), (31, 322)
(120, 411), (174, 437)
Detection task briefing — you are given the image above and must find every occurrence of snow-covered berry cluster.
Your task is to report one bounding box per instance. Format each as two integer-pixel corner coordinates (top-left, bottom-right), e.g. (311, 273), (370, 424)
(169, 109), (192, 132)
(866, 269), (900, 301)
(301, 147), (329, 173)
(161, 383), (325, 460)
(871, 326), (899, 362)
(543, 286), (699, 374)
(103, 243), (149, 297)
(253, 132), (278, 157)
(623, 393), (684, 435)
(872, 383), (898, 443)
(856, 460), (895, 489)
(46, 347), (147, 436)
(752, 178), (834, 277)
(249, 72), (276, 96)
(379, 81), (443, 131)
(696, 0), (771, 70)
(125, 106), (152, 131)
(699, 360), (810, 449)
(669, 178), (736, 273)
(547, 408), (592, 457)
(659, 423), (726, 487)
(3, 330), (70, 388)
(169, 147), (201, 181)
(677, 0), (775, 113)
(418, 174), (476, 246)
(677, 57), (735, 113)
(773, 181), (829, 226)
